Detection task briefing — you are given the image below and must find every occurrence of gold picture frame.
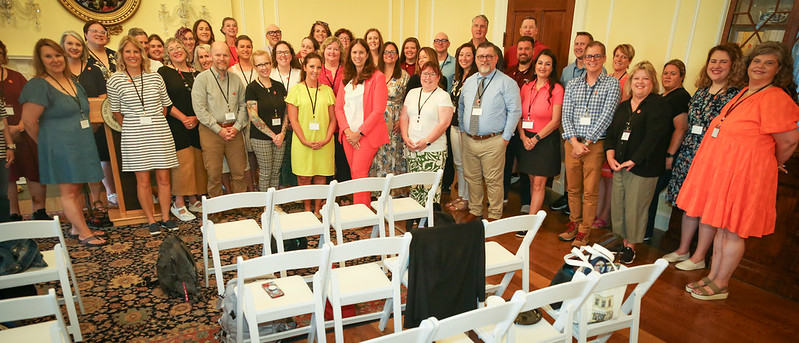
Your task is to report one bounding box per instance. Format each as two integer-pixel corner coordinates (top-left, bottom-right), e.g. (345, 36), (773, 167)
(57, 0), (141, 26)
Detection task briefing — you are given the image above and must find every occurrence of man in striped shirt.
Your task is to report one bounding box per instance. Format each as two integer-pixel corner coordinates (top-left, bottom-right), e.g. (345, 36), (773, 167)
(558, 41), (620, 247)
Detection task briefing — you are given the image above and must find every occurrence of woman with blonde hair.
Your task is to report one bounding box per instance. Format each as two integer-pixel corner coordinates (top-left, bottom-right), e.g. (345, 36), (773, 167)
(20, 39), (105, 245)
(193, 44), (212, 71)
(604, 61), (673, 264)
(106, 36), (178, 235)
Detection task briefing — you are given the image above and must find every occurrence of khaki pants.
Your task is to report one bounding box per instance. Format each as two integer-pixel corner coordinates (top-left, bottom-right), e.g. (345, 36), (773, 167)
(462, 134), (506, 219)
(199, 125), (247, 197)
(564, 140), (605, 232)
(171, 146), (207, 196)
(611, 170), (658, 244)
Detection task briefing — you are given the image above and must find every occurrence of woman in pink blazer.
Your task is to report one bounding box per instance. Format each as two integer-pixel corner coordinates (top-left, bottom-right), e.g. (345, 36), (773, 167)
(335, 38), (389, 205)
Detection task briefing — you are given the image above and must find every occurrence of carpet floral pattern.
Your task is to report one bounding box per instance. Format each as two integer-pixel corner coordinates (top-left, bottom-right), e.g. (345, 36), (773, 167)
(30, 206), (388, 342)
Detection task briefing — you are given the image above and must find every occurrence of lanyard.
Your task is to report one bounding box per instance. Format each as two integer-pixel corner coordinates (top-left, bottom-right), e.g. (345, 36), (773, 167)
(615, 71), (627, 81)
(176, 68), (194, 91)
(213, 71), (231, 111)
(87, 49), (111, 79)
(237, 63), (254, 85)
(0, 67), (5, 103)
(46, 73), (86, 119)
(256, 78), (280, 117)
(475, 72), (496, 105)
(417, 88), (437, 122)
(277, 69), (291, 92)
(526, 82), (547, 120)
(305, 81), (319, 119)
(125, 70), (147, 114)
(716, 84), (769, 129)
(325, 65), (340, 89)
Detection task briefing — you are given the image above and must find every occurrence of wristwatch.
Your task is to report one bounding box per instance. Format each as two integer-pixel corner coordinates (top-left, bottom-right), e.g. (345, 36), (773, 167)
(7, 144), (16, 150)
(425, 141), (431, 146)
(666, 152), (674, 158)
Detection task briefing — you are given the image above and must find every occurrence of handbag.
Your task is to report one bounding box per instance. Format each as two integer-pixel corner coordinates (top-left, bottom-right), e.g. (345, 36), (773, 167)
(564, 244), (626, 324)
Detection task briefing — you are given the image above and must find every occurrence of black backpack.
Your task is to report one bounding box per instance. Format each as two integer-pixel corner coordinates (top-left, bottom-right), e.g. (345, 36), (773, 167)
(156, 231), (199, 300)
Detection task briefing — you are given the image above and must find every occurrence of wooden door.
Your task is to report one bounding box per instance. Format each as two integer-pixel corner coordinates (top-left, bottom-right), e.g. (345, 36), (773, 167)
(504, 0), (576, 73)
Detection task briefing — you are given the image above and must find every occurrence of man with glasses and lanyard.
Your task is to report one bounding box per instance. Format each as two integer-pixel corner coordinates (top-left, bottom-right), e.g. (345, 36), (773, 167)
(458, 42), (521, 223)
(192, 41), (249, 197)
(264, 24), (282, 55)
(558, 41), (620, 247)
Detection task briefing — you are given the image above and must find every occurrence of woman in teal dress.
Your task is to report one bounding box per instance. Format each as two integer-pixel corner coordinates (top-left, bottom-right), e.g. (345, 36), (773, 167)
(20, 39), (105, 246)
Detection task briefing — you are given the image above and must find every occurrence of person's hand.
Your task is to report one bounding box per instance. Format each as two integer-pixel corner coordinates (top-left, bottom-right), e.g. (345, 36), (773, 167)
(619, 160), (636, 171)
(571, 141), (589, 157)
(228, 127), (238, 139)
(665, 156), (674, 170)
(217, 129), (229, 140)
(9, 125), (24, 140)
(405, 138), (417, 151)
(415, 140), (427, 152)
(345, 129), (361, 145)
(273, 132), (284, 147)
(503, 138), (510, 146)
(779, 164), (788, 174)
(608, 158), (622, 171)
(5, 149), (14, 168)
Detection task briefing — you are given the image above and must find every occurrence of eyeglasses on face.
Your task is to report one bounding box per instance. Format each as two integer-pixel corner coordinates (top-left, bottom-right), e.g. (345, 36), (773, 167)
(88, 28), (107, 36)
(383, 50), (398, 56)
(584, 54), (604, 60)
(275, 51), (291, 56)
(433, 39), (449, 44)
(421, 72), (438, 78)
(255, 62), (272, 68)
(475, 54), (495, 60)
(267, 30), (282, 36)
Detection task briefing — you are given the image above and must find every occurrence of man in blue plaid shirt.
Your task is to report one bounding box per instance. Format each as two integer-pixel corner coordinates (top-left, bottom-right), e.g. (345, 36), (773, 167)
(558, 41), (620, 247)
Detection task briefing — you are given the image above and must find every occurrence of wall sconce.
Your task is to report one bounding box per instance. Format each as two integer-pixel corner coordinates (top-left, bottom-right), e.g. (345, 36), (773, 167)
(158, 0), (210, 35)
(0, 0), (42, 30)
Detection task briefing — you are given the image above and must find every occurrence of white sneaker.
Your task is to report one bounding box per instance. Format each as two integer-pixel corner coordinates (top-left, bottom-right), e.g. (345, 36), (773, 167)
(153, 195), (159, 204)
(107, 193), (118, 205)
(187, 200), (202, 213)
(520, 205), (530, 214)
(171, 205), (196, 221)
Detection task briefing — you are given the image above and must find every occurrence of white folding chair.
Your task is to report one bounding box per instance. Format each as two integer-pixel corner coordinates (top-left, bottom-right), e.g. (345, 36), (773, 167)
(327, 177), (387, 246)
(492, 273), (599, 343)
(361, 317), (439, 343)
(483, 212), (547, 297)
(236, 244), (332, 343)
(0, 217), (83, 341)
(0, 289), (70, 342)
(202, 192), (270, 296)
(268, 185), (332, 277)
(431, 293), (526, 343)
(371, 170), (443, 236)
(556, 259), (669, 343)
(326, 233), (413, 343)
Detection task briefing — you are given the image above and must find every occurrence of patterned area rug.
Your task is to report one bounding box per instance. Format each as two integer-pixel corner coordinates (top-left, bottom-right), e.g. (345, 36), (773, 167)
(30, 205), (389, 342)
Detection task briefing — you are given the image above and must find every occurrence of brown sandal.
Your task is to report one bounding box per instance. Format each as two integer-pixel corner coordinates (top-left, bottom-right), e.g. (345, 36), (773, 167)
(685, 277), (712, 293)
(691, 280), (728, 300)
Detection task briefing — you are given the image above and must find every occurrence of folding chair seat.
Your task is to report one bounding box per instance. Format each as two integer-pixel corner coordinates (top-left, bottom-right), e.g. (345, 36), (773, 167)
(361, 317), (438, 343)
(326, 233), (412, 342)
(235, 244), (331, 343)
(202, 192), (271, 296)
(0, 289), (70, 342)
(548, 259), (668, 343)
(488, 273), (599, 343)
(431, 293), (526, 343)
(482, 212), (546, 297)
(370, 170), (443, 236)
(0, 217), (83, 341)
(327, 177), (388, 246)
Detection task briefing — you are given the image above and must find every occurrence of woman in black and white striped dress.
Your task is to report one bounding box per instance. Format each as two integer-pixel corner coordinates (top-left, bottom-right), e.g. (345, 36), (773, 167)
(107, 36), (179, 235)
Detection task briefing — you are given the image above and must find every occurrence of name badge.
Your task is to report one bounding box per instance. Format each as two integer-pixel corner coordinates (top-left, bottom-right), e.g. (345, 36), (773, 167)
(471, 108), (482, 116)
(3, 107), (13, 116)
(224, 112), (236, 121)
(691, 125), (703, 135)
(271, 118), (281, 126)
(140, 117), (152, 125)
(309, 122), (320, 131)
(621, 130), (631, 141)
(711, 127), (719, 138)
(522, 121), (534, 129)
(579, 117), (591, 126)
(80, 119), (91, 129)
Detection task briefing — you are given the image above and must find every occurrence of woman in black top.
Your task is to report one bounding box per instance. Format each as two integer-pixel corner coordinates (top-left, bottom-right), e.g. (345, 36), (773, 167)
(605, 61), (672, 264)
(159, 38), (205, 221)
(644, 59), (692, 239)
(444, 43), (477, 212)
(245, 50), (288, 191)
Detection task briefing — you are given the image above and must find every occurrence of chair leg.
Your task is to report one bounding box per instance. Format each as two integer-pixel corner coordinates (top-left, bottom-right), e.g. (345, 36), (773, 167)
(392, 291), (403, 333)
(595, 333), (613, 343)
(377, 298), (392, 331)
(496, 272), (515, 298)
(203, 241), (210, 288)
(64, 256), (85, 314)
(387, 216), (396, 237)
(57, 250), (83, 342)
(307, 313), (317, 343)
(210, 249), (226, 297)
(332, 298), (345, 343)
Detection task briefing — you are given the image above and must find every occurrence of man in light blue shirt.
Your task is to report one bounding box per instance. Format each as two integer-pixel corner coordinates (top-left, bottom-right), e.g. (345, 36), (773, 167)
(458, 42), (521, 222)
(434, 32), (456, 92)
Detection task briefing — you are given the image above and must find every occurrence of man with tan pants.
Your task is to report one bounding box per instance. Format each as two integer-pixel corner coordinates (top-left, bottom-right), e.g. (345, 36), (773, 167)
(458, 42), (521, 222)
(559, 41), (620, 247)
(191, 41), (248, 197)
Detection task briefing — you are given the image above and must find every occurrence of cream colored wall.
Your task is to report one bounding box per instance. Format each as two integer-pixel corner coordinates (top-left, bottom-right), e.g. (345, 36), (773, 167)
(573, 0), (731, 93)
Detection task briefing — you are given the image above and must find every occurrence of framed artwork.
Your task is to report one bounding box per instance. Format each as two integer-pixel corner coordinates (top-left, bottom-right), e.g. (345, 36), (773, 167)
(58, 0), (141, 30)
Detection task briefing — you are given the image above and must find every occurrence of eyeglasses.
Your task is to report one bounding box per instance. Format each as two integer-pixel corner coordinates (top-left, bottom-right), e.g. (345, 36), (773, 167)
(421, 72), (438, 78)
(275, 51), (291, 56)
(267, 30), (282, 36)
(433, 39), (449, 44)
(584, 54), (604, 60)
(87, 28), (107, 36)
(255, 62), (272, 68)
(383, 50), (398, 56)
(475, 54), (495, 60)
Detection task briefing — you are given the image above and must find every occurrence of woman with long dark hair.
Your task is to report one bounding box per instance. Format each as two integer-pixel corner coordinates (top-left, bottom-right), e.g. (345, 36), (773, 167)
(371, 41), (410, 179)
(444, 43), (477, 212)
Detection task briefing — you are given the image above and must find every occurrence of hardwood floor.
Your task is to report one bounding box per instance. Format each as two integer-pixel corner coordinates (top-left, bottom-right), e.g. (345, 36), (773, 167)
(306, 187), (799, 343)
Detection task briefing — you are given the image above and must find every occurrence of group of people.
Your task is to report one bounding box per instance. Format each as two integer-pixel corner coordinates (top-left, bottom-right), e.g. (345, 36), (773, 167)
(0, 13), (797, 302)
